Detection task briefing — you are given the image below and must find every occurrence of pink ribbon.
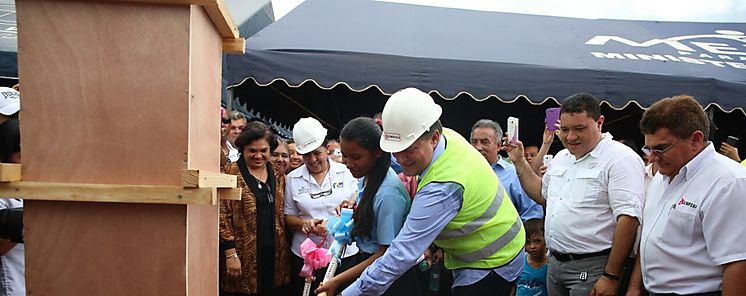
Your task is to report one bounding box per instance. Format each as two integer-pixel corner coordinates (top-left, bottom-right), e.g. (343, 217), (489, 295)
(299, 237), (332, 278)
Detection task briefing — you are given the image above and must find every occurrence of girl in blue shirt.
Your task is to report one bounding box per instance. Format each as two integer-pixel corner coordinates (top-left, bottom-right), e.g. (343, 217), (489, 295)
(316, 117), (420, 296)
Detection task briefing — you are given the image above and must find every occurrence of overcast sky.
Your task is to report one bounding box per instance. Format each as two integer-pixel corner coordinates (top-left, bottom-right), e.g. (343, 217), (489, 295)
(272, 0), (746, 22)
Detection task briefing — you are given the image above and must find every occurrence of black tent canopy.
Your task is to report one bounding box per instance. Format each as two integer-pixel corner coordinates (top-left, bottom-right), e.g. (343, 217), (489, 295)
(227, 0), (746, 113)
(0, 0), (16, 79)
(226, 0), (746, 155)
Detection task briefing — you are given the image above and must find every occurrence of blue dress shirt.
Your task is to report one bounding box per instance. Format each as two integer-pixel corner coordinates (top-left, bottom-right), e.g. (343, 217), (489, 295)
(492, 158), (544, 221)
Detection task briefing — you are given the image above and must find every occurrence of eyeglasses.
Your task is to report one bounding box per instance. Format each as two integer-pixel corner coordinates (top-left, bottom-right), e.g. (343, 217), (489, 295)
(309, 188), (333, 199)
(642, 139), (682, 157)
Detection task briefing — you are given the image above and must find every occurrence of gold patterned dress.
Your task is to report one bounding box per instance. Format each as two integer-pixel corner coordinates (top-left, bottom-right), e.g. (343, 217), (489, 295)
(219, 162), (291, 294)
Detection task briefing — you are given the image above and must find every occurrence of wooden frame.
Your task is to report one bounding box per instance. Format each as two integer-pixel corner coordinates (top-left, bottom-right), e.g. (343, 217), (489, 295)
(17, 1), (238, 293)
(0, 166), (240, 203)
(182, 169), (237, 188)
(0, 181), (217, 204)
(0, 163), (20, 182)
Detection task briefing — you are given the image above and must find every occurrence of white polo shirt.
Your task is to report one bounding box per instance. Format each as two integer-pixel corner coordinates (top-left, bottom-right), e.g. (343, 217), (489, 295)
(285, 159), (359, 258)
(225, 140), (239, 163)
(640, 143), (746, 294)
(542, 133), (644, 254)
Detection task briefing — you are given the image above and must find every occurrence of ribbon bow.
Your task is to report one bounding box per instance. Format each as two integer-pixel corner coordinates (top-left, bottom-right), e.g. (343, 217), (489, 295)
(299, 237), (332, 278)
(326, 207), (354, 256)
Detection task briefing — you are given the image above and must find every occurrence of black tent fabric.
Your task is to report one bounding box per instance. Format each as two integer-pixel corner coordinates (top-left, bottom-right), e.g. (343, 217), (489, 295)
(0, 0), (16, 79)
(226, 0), (746, 114)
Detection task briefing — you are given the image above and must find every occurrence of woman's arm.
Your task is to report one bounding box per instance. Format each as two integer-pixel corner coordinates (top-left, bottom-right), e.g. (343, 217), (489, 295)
(531, 126), (555, 174)
(218, 199), (242, 278)
(286, 214), (326, 235)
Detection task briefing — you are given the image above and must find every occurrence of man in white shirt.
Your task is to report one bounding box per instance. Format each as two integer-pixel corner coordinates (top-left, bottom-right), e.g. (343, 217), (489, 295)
(626, 95), (746, 296)
(222, 111), (246, 163)
(506, 93), (644, 296)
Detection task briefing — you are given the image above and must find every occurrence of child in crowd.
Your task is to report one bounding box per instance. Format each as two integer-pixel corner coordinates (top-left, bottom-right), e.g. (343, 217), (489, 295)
(516, 219), (548, 296)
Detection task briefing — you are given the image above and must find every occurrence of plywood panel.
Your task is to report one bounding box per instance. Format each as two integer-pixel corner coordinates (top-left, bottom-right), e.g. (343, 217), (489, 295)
(17, 0), (191, 186)
(186, 204), (219, 296)
(187, 5), (222, 173)
(186, 8), (221, 295)
(24, 201), (188, 295)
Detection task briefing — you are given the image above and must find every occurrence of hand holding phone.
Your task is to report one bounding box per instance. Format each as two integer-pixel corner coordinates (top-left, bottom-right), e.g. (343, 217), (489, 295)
(507, 117), (519, 144)
(726, 136), (739, 147)
(545, 108), (561, 132)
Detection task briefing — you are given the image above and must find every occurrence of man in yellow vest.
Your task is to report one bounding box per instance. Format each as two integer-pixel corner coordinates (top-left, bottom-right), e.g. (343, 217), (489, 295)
(341, 88), (525, 296)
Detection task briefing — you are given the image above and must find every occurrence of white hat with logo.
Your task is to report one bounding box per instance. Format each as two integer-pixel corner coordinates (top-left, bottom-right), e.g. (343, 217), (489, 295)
(379, 88), (442, 153)
(293, 117), (328, 154)
(0, 87), (20, 116)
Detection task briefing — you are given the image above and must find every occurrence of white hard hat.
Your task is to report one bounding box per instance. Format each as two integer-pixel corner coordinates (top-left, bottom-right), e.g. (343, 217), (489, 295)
(293, 117), (327, 154)
(379, 88), (442, 153)
(0, 87), (20, 116)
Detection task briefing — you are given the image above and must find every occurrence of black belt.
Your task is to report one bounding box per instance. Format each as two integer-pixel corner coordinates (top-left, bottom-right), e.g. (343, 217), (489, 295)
(550, 249), (611, 262)
(650, 292), (721, 296)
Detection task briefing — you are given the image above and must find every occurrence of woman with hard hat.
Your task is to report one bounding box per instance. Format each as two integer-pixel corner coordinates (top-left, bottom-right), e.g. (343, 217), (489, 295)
(284, 117), (360, 294)
(315, 117), (420, 296)
(219, 121), (292, 295)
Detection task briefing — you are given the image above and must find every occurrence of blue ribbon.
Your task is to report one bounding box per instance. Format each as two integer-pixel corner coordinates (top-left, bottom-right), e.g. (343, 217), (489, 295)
(326, 207), (354, 256)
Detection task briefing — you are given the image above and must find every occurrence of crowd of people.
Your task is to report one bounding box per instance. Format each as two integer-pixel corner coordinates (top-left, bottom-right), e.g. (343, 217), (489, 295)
(0, 78), (746, 296)
(1, 81), (743, 296)
(215, 87), (746, 296)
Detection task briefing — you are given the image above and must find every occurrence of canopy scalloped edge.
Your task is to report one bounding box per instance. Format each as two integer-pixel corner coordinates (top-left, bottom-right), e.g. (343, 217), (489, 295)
(227, 76), (746, 116)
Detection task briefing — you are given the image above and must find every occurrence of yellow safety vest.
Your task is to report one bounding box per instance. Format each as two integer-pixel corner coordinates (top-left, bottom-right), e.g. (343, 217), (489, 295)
(419, 128), (525, 269)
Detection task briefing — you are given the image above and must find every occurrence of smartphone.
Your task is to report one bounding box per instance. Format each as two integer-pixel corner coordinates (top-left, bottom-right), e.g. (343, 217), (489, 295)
(726, 136), (739, 147)
(333, 148), (342, 158)
(543, 154), (553, 164)
(545, 107), (561, 132)
(507, 117), (519, 144)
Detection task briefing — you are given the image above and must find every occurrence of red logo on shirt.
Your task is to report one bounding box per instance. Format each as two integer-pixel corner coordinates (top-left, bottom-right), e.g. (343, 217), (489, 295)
(677, 197), (698, 209)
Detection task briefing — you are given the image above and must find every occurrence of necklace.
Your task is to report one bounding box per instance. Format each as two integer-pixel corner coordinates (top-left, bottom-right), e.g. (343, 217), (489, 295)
(248, 164), (268, 188)
(311, 166), (330, 186)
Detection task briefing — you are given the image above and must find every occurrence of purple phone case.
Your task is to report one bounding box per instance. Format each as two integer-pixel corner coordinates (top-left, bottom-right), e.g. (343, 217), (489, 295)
(546, 108), (561, 131)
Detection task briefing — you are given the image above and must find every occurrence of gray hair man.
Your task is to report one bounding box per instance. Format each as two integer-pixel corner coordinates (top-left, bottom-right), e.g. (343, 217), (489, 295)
(470, 119), (543, 221)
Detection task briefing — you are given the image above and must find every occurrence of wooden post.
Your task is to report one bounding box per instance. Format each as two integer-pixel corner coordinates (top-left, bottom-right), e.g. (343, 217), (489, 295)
(16, 0), (242, 294)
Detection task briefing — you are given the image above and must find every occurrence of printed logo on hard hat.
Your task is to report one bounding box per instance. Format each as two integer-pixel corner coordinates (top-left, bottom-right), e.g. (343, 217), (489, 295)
(1, 90), (18, 100)
(297, 138), (319, 151)
(383, 131), (401, 142)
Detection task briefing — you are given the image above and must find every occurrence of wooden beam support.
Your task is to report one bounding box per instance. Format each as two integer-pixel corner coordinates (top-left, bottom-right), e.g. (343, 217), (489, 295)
(0, 163), (21, 182)
(203, 0), (239, 39)
(223, 37), (245, 54)
(181, 169), (237, 188)
(0, 182), (217, 205)
(218, 187), (241, 201)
